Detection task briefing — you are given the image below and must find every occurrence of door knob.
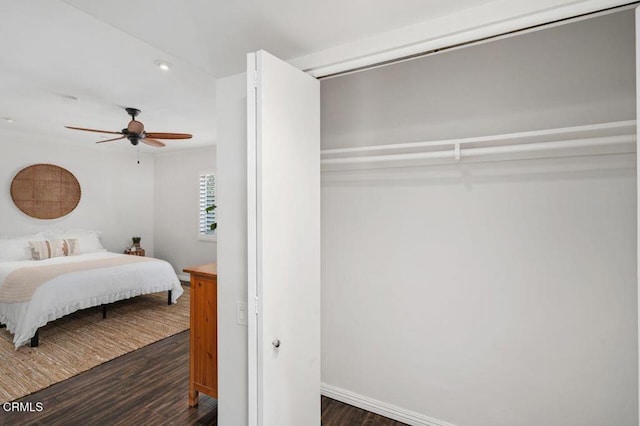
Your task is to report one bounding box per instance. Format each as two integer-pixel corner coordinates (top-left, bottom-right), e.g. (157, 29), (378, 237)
(272, 339), (281, 348)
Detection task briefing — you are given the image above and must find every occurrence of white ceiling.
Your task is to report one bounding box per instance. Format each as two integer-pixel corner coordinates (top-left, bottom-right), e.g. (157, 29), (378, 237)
(0, 0), (605, 154)
(61, 0), (492, 78)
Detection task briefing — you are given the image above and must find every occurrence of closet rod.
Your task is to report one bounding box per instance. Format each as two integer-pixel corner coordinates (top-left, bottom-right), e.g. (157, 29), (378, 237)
(321, 134), (635, 165)
(321, 121), (636, 156)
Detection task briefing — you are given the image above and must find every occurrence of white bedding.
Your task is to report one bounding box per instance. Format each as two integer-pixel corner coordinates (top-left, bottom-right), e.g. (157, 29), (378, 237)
(0, 252), (183, 348)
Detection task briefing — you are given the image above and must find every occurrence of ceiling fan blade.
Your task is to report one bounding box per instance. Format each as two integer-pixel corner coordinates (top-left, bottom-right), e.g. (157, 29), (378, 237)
(65, 126), (123, 135)
(145, 132), (192, 139)
(142, 138), (166, 148)
(96, 136), (125, 144)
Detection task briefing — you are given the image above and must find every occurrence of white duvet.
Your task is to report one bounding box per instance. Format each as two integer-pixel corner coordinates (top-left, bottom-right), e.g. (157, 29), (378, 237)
(0, 252), (183, 348)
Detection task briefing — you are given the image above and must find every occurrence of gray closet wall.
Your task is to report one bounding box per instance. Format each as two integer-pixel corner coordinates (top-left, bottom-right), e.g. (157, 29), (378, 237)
(320, 10), (637, 426)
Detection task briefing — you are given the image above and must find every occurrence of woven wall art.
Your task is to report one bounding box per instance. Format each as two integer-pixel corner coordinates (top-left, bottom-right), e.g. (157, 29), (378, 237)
(10, 164), (81, 219)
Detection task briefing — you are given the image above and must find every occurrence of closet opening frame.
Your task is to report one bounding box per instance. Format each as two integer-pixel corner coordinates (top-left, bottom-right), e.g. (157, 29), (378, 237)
(311, 2), (640, 423)
(313, 1), (640, 81)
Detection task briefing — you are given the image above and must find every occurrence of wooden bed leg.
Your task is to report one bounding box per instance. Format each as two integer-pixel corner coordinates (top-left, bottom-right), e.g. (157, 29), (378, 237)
(168, 290), (172, 305)
(102, 304), (107, 319)
(30, 329), (39, 347)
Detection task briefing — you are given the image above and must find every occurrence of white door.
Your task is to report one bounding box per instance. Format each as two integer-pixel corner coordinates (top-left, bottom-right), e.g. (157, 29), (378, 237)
(247, 50), (321, 426)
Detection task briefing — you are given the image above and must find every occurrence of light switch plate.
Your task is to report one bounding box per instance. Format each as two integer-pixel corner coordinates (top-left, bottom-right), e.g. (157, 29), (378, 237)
(237, 301), (248, 326)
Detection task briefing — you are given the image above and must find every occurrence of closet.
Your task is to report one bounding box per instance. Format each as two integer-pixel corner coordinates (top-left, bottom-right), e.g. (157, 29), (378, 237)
(319, 9), (637, 426)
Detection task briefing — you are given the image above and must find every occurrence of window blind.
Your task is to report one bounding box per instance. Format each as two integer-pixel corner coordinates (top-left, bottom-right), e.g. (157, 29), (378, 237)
(199, 173), (216, 235)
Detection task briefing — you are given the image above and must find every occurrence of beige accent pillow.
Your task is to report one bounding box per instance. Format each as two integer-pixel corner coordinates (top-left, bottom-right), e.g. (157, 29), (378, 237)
(28, 240), (52, 261)
(51, 239), (79, 257)
(28, 239), (79, 260)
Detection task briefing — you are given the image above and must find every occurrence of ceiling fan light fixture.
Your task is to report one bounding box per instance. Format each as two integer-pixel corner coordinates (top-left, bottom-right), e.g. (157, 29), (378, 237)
(154, 60), (172, 71)
(127, 120), (144, 134)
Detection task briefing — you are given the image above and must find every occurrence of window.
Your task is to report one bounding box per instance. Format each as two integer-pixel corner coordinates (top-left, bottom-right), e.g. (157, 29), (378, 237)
(199, 172), (216, 240)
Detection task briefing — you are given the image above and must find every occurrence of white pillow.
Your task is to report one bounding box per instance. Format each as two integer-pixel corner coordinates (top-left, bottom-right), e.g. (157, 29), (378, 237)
(42, 229), (65, 239)
(58, 230), (105, 254)
(0, 233), (45, 261)
(0, 238), (31, 261)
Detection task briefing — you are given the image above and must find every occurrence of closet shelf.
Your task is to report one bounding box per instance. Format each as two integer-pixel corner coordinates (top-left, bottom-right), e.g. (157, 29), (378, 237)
(321, 120), (636, 170)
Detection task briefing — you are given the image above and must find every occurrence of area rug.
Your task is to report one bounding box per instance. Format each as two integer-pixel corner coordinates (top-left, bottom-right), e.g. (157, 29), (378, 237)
(0, 285), (190, 403)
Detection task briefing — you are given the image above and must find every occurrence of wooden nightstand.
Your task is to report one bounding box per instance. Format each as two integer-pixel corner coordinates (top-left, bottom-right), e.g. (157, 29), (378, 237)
(124, 248), (145, 256)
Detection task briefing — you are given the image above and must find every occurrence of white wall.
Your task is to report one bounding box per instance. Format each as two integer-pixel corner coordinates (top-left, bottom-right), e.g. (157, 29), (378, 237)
(321, 157), (637, 426)
(0, 134), (155, 255)
(321, 11), (636, 150)
(320, 10), (637, 426)
(216, 72), (249, 425)
(154, 146), (217, 278)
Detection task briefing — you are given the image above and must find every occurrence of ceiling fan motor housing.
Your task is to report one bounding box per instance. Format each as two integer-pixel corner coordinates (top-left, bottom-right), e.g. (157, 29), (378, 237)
(122, 128), (142, 145)
(124, 116), (145, 146)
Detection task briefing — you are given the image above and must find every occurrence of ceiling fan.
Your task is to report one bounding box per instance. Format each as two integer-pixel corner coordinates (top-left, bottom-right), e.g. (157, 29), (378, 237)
(65, 107), (192, 148)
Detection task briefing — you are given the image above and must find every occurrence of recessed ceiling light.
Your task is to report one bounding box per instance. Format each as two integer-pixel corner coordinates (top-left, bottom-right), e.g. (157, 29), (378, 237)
(3, 118), (14, 123)
(154, 60), (172, 71)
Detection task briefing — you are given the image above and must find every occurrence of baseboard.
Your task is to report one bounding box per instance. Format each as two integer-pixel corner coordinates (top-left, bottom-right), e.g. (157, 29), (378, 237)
(176, 273), (190, 282)
(321, 383), (456, 426)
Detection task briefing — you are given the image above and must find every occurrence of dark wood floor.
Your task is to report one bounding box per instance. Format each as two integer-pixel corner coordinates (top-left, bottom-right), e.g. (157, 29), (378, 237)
(322, 397), (407, 426)
(1, 330), (405, 425)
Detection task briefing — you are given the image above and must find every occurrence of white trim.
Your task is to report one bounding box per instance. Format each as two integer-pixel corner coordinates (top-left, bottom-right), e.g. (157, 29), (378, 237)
(321, 383), (456, 426)
(176, 273), (190, 282)
(635, 6), (640, 424)
(197, 235), (217, 243)
(290, 0), (631, 78)
(246, 51), (259, 426)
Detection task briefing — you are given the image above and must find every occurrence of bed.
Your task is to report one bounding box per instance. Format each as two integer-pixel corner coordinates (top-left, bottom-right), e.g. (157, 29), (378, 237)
(0, 235), (183, 349)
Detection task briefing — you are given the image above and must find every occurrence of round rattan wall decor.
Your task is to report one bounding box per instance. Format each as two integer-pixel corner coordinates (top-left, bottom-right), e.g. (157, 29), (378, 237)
(10, 164), (81, 219)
